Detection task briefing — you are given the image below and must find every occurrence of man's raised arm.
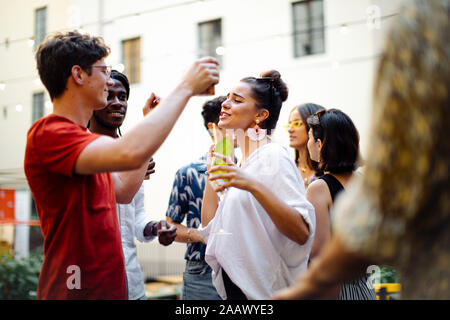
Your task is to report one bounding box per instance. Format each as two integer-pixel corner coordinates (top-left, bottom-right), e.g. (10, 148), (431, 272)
(74, 57), (219, 176)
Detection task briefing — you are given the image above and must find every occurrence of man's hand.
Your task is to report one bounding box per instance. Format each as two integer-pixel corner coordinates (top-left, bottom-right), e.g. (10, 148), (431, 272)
(142, 92), (161, 117)
(180, 57), (220, 96)
(144, 157), (156, 180)
(156, 220), (177, 246)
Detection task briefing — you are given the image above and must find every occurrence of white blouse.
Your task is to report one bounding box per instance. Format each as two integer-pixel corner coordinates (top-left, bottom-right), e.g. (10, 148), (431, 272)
(199, 143), (316, 300)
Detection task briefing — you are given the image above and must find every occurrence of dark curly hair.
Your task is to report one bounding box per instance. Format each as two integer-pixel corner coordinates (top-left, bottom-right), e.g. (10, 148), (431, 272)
(240, 70), (288, 134)
(36, 31), (110, 100)
(110, 70), (130, 100)
(201, 96), (226, 131)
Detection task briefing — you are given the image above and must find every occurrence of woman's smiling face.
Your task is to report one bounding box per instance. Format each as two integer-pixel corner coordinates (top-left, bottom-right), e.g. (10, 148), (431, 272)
(219, 82), (260, 131)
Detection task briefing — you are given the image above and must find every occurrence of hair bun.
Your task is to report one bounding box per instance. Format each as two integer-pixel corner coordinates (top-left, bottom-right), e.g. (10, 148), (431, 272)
(260, 70), (288, 102)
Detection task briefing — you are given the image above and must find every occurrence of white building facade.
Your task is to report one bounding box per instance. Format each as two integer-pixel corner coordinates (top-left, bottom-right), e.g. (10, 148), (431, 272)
(0, 0), (402, 277)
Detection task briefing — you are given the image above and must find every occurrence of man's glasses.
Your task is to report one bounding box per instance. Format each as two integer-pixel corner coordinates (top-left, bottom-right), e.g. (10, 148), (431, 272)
(283, 120), (304, 131)
(90, 65), (112, 78)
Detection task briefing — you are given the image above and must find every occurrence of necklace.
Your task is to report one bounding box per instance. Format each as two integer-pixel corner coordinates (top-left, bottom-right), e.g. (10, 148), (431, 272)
(299, 166), (309, 185)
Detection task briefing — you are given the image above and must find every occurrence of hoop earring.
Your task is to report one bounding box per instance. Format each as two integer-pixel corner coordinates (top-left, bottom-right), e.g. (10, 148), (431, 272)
(247, 119), (266, 141)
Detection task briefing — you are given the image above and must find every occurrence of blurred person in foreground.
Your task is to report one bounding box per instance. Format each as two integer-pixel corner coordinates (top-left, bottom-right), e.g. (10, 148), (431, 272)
(274, 0), (450, 300)
(88, 70), (176, 300)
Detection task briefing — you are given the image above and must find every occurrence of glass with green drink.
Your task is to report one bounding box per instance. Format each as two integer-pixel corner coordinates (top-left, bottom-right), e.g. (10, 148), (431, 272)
(209, 124), (234, 196)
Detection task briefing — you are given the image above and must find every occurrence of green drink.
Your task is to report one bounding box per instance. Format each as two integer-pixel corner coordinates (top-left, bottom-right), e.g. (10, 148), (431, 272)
(210, 136), (234, 194)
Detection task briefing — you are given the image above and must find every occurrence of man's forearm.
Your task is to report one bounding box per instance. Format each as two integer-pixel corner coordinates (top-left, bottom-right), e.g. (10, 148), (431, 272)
(114, 86), (193, 203)
(114, 161), (148, 204)
(118, 84), (193, 167)
(307, 236), (369, 288)
(167, 220), (204, 244)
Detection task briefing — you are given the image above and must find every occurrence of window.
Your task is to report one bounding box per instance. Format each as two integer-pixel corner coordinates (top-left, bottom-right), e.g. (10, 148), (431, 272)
(32, 92), (44, 123)
(34, 7), (47, 50)
(292, 0), (325, 58)
(29, 195), (44, 252)
(198, 19), (222, 65)
(30, 195), (38, 220)
(122, 37), (141, 84)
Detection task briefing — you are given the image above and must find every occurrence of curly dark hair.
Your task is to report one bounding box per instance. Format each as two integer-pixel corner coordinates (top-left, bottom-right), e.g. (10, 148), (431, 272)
(110, 70), (130, 100)
(36, 31), (110, 100)
(240, 70), (288, 134)
(201, 96), (226, 130)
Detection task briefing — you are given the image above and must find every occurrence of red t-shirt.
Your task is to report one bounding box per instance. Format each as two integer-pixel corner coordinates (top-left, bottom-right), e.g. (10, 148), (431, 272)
(24, 114), (127, 300)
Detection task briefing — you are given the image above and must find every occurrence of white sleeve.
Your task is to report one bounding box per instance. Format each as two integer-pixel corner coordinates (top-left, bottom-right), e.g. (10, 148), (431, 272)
(134, 184), (155, 243)
(197, 214), (217, 244)
(258, 145), (316, 238)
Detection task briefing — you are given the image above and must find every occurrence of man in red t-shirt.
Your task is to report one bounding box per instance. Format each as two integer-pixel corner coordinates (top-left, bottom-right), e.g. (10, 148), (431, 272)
(24, 31), (219, 299)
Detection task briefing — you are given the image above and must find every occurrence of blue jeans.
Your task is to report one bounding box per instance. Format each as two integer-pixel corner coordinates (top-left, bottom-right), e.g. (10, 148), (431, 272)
(181, 260), (222, 300)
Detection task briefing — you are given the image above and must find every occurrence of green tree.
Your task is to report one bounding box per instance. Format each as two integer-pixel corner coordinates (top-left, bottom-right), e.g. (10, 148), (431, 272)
(380, 265), (399, 283)
(0, 251), (43, 299)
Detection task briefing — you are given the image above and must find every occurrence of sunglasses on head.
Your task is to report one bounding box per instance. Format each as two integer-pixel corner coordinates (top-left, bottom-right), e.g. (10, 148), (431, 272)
(307, 109), (326, 126)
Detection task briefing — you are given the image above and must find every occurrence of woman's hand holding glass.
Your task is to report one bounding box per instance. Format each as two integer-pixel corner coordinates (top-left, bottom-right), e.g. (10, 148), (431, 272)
(206, 144), (232, 193)
(208, 153), (256, 194)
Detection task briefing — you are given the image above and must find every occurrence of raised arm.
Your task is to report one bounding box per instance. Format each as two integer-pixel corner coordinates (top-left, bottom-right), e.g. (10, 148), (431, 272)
(74, 57), (219, 175)
(112, 162), (148, 203)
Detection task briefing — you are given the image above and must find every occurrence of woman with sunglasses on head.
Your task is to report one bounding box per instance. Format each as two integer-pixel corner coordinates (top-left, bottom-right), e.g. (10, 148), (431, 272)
(199, 70), (315, 300)
(305, 108), (376, 300)
(285, 103), (325, 187)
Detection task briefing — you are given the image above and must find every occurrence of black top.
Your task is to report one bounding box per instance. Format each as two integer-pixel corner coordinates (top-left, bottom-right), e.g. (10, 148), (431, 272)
(318, 174), (377, 300)
(222, 269), (247, 300)
(319, 174), (344, 202)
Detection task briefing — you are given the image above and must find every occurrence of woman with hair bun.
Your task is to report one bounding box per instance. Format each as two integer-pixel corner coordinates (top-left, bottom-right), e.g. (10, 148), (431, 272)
(199, 70), (316, 300)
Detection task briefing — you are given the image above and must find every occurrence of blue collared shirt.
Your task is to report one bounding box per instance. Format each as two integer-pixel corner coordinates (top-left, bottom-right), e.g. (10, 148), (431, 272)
(166, 155), (207, 261)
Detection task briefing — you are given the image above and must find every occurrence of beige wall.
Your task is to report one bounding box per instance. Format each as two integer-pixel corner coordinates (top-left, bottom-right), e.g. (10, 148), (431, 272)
(0, 0), (76, 188)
